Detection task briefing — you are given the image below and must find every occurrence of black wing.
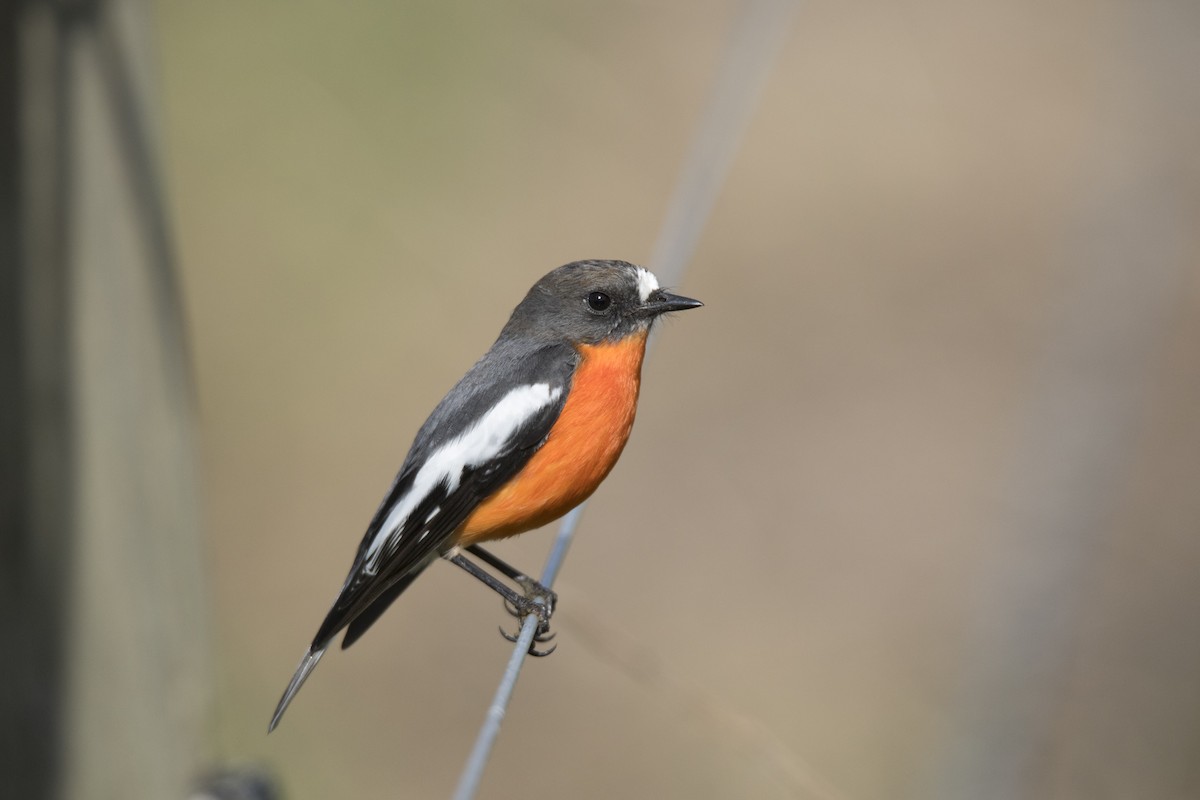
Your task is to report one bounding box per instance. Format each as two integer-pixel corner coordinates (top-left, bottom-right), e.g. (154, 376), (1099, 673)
(308, 341), (576, 651)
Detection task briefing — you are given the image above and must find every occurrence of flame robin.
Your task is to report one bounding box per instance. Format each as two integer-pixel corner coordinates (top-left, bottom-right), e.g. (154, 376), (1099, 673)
(269, 259), (701, 731)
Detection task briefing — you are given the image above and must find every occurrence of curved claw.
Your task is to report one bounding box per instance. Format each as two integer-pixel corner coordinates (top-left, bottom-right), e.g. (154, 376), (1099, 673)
(493, 575), (559, 653)
(498, 623), (557, 654)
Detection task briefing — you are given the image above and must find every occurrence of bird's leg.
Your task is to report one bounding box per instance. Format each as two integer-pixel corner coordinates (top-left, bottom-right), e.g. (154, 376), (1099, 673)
(464, 544), (558, 619)
(457, 547), (558, 649)
(463, 543), (532, 581)
(444, 549), (557, 656)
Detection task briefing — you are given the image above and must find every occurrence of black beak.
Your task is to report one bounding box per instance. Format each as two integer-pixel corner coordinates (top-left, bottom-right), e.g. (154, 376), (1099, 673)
(639, 290), (704, 317)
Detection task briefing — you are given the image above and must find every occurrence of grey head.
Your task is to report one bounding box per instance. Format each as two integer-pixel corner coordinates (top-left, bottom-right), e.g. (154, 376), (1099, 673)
(501, 259), (703, 346)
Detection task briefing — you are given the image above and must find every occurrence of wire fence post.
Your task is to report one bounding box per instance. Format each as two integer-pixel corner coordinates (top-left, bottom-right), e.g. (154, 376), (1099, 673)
(450, 2), (798, 797)
(3, 1), (212, 797)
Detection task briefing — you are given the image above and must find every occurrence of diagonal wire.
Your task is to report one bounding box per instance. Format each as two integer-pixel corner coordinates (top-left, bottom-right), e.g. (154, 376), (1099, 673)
(451, 2), (798, 798)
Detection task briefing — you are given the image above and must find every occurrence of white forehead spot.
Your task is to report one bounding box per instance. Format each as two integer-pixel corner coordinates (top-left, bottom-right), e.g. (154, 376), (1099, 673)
(635, 268), (660, 302)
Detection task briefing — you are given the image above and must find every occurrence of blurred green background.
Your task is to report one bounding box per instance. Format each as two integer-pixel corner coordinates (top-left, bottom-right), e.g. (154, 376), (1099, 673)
(149, 1), (1200, 798)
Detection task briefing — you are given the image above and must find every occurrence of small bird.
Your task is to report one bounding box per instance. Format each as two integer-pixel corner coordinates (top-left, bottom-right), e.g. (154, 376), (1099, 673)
(268, 259), (702, 732)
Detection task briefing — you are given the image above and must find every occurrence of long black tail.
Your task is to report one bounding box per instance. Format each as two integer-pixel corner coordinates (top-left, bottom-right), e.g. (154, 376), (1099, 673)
(268, 648), (326, 733)
(268, 566), (426, 733)
(340, 568), (421, 649)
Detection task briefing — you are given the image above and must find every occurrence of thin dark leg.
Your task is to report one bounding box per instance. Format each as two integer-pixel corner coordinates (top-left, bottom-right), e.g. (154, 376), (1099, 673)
(446, 551), (523, 603)
(445, 550), (557, 656)
(464, 544), (528, 582)
(461, 545), (558, 616)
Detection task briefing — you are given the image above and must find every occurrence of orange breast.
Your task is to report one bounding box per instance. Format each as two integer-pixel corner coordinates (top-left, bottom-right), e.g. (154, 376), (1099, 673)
(458, 332), (648, 543)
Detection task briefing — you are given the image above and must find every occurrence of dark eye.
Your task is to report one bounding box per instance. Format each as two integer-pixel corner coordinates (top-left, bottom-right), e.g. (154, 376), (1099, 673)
(586, 291), (612, 312)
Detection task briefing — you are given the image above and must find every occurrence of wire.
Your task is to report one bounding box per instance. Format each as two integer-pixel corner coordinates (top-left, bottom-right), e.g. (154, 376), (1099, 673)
(450, 2), (798, 798)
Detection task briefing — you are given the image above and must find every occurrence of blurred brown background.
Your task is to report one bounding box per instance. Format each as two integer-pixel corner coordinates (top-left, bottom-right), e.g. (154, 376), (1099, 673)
(102, 0), (1200, 797)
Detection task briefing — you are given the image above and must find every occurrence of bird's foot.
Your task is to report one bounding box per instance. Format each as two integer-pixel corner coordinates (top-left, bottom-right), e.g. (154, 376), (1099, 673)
(499, 576), (558, 656)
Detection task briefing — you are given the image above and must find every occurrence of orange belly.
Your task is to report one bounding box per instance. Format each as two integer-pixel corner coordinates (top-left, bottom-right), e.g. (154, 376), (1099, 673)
(458, 333), (648, 543)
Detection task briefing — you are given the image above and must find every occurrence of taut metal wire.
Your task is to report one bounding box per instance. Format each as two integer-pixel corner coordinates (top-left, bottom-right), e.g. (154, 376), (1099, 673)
(451, 3), (797, 798)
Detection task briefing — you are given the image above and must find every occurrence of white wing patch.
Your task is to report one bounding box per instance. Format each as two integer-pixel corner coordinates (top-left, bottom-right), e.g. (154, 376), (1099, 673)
(362, 383), (563, 571)
(635, 267), (660, 302)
